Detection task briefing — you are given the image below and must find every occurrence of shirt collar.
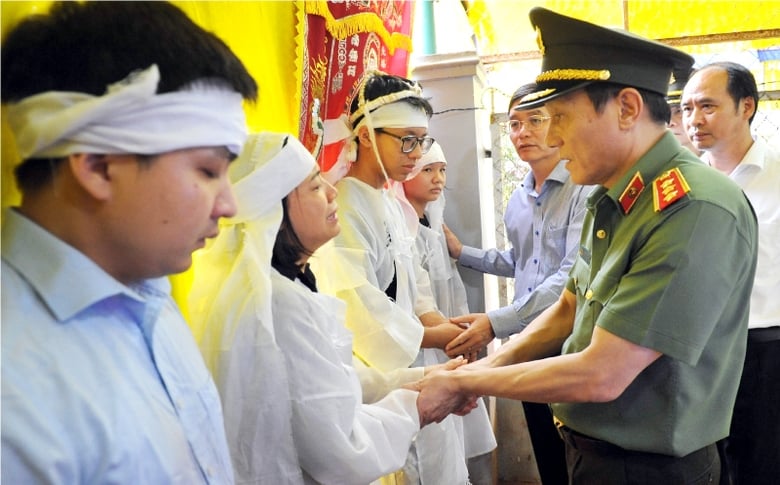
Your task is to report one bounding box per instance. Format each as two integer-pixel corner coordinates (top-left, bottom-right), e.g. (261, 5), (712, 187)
(2, 209), (156, 322)
(699, 137), (766, 171)
(733, 137), (766, 171)
(522, 158), (570, 194)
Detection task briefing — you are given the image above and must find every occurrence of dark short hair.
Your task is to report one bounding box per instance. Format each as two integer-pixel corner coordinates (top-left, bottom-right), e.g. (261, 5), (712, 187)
(507, 83), (539, 113)
(695, 62), (759, 124)
(272, 193), (312, 273)
(2, 1), (258, 194)
(348, 73), (433, 126)
(584, 82), (670, 125)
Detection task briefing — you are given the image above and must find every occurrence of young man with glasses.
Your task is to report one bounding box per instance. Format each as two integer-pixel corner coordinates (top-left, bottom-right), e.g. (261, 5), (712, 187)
(311, 71), (473, 484)
(443, 82), (594, 485)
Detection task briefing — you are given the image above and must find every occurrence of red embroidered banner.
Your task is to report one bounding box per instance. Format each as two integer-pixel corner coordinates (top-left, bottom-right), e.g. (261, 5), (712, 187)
(299, 1), (414, 173)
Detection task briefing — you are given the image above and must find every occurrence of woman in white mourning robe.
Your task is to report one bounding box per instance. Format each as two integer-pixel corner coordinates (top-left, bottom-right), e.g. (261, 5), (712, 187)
(191, 132), (470, 485)
(189, 133), (304, 484)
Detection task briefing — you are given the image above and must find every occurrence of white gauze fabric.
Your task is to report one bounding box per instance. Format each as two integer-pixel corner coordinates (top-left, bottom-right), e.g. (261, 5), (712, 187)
(6, 64), (248, 159)
(188, 132), (314, 484)
(398, 142), (498, 459)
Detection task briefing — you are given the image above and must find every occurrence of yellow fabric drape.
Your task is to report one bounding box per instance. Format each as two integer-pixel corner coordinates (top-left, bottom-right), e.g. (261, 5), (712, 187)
(465, 0), (780, 56)
(167, 1), (303, 319)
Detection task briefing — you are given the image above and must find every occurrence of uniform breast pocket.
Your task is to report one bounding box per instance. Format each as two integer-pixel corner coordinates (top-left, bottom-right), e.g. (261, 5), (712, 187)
(574, 269), (619, 329)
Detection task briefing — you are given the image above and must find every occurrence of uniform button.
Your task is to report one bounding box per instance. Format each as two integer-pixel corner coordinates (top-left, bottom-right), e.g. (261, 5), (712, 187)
(585, 289), (593, 300)
(596, 229), (607, 239)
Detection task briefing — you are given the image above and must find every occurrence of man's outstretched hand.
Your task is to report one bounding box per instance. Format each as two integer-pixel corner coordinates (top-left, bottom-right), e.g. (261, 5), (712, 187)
(445, 313), (495, 358)
(405, 367), (478, 427)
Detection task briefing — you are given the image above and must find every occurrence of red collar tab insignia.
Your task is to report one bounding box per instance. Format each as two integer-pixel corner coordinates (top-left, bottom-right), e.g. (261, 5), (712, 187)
(653, 167), (691, 212)
(618, 171), (645, 214)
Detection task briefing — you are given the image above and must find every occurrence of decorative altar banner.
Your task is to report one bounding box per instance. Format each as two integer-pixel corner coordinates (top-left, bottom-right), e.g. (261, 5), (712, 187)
(299, 0), (414, 176)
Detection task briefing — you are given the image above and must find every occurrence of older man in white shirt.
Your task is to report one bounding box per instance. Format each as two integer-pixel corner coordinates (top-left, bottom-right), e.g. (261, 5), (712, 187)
(682, 60), (780, 485)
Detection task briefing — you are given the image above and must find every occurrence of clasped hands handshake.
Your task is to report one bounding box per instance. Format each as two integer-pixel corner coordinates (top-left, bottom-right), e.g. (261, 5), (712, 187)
(403, 356), (480, 427)
(404, 311), (496, 427)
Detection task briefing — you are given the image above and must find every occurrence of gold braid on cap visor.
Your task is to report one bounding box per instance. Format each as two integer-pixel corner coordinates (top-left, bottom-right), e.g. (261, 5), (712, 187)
(536, 68), (612, 82)
(520, 88), (557, 103)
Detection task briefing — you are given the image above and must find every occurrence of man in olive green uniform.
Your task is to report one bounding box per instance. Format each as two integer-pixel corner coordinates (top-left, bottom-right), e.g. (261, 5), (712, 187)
(409, 8), (757, 484)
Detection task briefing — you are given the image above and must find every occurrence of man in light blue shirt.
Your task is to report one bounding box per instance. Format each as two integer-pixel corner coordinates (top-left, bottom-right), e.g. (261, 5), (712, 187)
(1, 2), (257, 483)
(443, 83), (592, 485)
(446, 162), (589, 339)
(444, 84), (591, 351)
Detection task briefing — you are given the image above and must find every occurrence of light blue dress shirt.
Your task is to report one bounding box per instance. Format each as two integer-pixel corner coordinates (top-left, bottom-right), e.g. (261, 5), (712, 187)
(1, 209), (233, 484)
(458, 160), (592, 338)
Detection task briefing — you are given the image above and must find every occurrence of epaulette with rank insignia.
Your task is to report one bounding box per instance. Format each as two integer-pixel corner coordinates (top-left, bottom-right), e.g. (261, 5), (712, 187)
(652, 167), (690, 212)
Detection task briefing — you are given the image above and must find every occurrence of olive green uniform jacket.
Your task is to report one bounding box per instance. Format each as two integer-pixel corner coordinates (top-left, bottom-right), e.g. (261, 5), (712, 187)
(553, 131), (758, 457)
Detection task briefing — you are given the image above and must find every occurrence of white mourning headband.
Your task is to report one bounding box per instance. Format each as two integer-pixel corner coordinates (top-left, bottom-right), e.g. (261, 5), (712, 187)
(228, 133), (316, 225)
(6, 64), (248, 159)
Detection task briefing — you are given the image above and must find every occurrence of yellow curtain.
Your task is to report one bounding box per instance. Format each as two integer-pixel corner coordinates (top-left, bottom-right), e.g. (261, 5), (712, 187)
(167, 1), (304, 321)
(1, 1), (304, 327)
(466, 0), (780, 55)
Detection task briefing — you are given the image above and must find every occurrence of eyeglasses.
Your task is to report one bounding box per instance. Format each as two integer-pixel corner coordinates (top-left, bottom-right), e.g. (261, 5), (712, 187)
(505, 115), (551, 134)
(375, 128), (435, 154)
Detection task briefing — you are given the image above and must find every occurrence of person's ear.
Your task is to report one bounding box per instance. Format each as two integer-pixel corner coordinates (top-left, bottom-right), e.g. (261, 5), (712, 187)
(357, 126), (373, 147)
(616, 87), (642, 130)
(741, 96), (756, 122)
(67, 153), (112, 201)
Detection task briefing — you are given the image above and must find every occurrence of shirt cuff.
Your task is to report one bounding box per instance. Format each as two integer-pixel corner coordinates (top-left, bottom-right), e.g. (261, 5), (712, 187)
(487, 305), (527, 339)
(458, 245), (485, 269)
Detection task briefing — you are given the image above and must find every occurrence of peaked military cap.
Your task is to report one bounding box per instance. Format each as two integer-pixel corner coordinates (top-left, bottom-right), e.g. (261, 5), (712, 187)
(517, 7), (695, 109)
(666, 66), (695, 106)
